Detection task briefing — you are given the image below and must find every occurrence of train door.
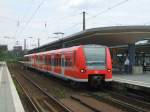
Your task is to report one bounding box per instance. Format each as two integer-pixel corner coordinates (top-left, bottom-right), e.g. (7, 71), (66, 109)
(51, 55), (54, 72)
(61, 54), (65, 75)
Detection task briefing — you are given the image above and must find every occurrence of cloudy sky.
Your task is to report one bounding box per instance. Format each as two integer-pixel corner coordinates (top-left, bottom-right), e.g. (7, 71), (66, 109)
(0, 0), (150, 50)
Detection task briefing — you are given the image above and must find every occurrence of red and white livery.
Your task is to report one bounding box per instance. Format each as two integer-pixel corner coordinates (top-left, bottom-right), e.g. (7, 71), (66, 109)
(24, 45), (112, 86)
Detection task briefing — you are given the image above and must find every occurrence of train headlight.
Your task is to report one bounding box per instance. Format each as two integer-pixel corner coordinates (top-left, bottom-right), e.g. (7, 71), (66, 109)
(80, 69), (86, 73)
(107, 69), (111, 72)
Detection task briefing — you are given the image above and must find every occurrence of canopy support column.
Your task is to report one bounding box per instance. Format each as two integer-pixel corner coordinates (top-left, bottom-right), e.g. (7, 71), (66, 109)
(128, 44), (135, 74)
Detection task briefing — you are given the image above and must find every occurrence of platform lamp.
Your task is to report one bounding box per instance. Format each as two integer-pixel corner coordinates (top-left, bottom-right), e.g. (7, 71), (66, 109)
(53, 32), (65, 48)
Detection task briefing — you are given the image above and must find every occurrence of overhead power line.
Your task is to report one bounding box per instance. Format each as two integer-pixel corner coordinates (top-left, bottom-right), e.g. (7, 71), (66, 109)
(16, 0), (46, 38)
(64, 0), (130, 33)
(87, 0), (130, 20)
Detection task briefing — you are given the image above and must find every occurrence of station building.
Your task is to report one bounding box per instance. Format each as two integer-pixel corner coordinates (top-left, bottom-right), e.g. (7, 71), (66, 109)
(27, 25), (150, 74)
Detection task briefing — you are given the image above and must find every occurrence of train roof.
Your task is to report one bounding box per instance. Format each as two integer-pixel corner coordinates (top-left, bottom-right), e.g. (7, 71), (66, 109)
(24, 45), (81, 57)
(24, 44), (107, 57)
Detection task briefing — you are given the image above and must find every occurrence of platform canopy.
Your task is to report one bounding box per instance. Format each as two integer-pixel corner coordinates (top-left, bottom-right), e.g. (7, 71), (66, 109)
(28, 25), (150, 54)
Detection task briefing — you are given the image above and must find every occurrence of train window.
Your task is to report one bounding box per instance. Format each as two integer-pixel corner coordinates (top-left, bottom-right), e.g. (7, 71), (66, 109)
(69, 58), (73, 66)
(55, 57), (56, 66)
(73, 51), (76, 66)
(36, 56), (37, 64)
(45, 56), (47, 65)
(84, 46), (106, 69)
(54, 55), (58, 66)
(39, 56), (41, 64)
(65, 57), (72, 67)
(43, 55), (45, 64)
(54, 57), (56, 66)
(42, 56), (44, 64)
(60, 55), (62, 66)
(38, 56), (41, 64)
(51, 58), (53, 66)
(57, 57), (59, 66)
(56, 58), (58, 66)
(36, 56), (39, 64)
(67, 58), (70, 66)
(61, 58), (65, 67)
(65, 58), (68, 66)
(38, 56), (40, 64)
(49, 56), (51, 65)
(45, 55), (49, 65)
(53, 54), (61, 67)
(51, 56), (54, 66)
(55, 58), (57, 66)
(58, 57), (61, 66)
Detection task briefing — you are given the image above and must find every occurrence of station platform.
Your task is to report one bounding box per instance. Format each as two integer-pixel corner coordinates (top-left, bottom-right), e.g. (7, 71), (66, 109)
(113, 73), (150, 88)
(112, 72), (150, 92)
(0, 62), (24, 112)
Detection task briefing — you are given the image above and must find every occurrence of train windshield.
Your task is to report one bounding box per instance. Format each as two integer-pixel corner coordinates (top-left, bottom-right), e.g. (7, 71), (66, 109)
(84, 46), (106, 69)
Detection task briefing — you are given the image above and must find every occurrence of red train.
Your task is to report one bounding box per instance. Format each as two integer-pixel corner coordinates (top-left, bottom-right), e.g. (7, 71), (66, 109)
(23, 45), (112, 87)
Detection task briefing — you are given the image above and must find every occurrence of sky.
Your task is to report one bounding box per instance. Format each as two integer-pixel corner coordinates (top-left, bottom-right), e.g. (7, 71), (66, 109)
(0, 0), (150, 50)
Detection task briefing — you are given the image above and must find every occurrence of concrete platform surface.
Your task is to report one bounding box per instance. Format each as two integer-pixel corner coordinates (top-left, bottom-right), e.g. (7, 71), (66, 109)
(113, 73), (150, 88)
(0, 62), (24, 112)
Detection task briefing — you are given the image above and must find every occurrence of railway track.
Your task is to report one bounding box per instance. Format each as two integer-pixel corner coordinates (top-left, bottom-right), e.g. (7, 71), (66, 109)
(10, 63), (123, 112)
(89, 90), (150, 112)
(13, 76), (40, 112)
(9, 63), (125, 112)
(9, 63), (150, 112)
(126, 89), (150, 103)
(108, 90), (150, 111)
(10, 66), (72, 112)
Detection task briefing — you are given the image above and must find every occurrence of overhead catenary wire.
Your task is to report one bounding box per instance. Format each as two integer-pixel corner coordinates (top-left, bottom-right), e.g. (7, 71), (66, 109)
(12, 13), (80, 40)
(8, 13), (80, 24)
(16, 0), (78, 34)
(14, 0), (131, 41)
(13, 0), (39, 38)
(87, 0), (130, 20)
(15, 0), (130, 39)
(15, 0), (46, 38)
(64, 0), (130, 33)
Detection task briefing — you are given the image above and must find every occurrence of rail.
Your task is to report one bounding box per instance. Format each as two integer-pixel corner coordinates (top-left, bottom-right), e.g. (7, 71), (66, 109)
(14, 69), (72, 112)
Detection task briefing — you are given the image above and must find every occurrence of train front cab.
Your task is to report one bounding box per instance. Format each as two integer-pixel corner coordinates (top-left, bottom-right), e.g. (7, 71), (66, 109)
(76, 45), (112, 87)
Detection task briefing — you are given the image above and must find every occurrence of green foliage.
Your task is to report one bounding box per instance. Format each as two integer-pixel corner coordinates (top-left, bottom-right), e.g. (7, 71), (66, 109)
(0, 50), (23, 62)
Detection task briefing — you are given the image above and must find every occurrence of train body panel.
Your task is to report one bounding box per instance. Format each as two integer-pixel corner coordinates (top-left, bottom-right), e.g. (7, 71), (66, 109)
(24, 45), (112, 84)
